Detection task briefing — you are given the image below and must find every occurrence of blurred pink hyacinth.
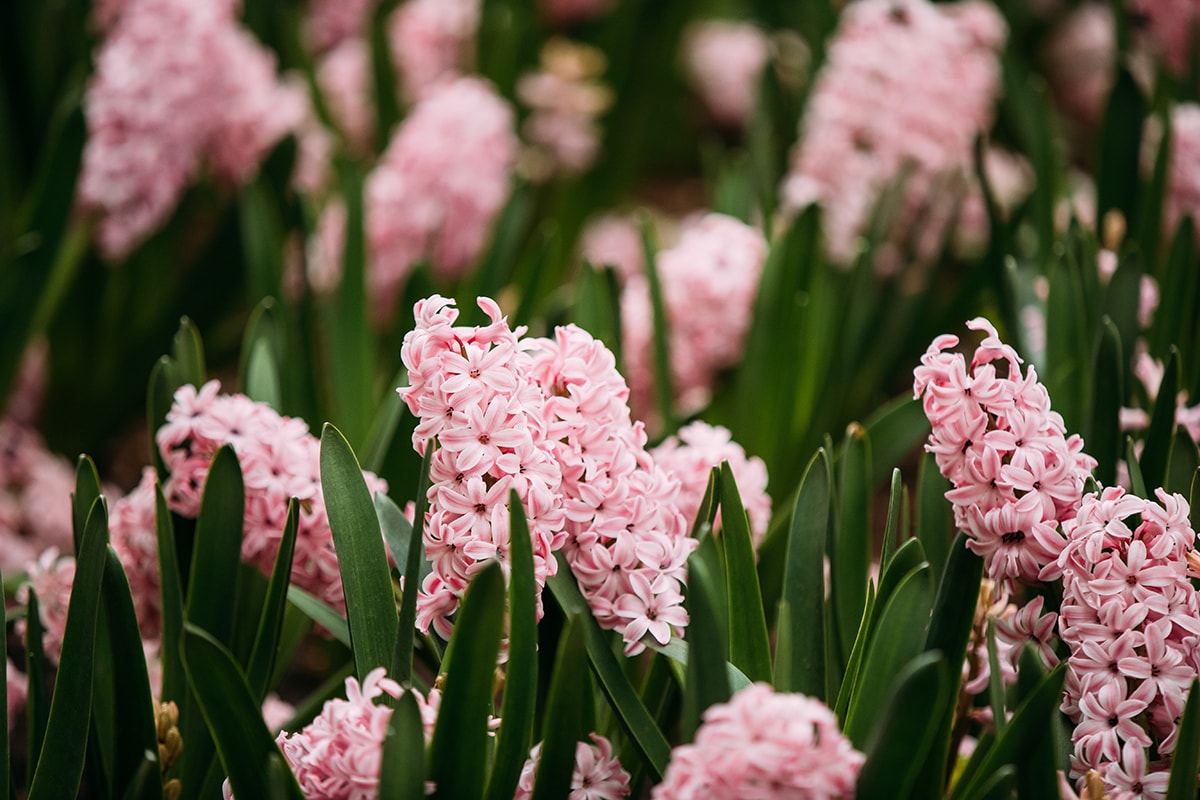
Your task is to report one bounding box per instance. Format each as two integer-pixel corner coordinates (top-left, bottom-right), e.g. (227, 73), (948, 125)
(0, 421), (76, 575)
(1042, 3), (1115, 127)
(365, 78), (518, 321)
(304, 0), (377, 53)
(651, 421), (771, 547)
(514, 733), (631, 800)
(1159, 104), (1200, 243)
(316, 39), (376, 155)
(79, 0), (301, 261)
(1127, 0), (1200, 77)
(652, 684), (864, 799)
(622, 213), (767, 421)
(579, 212), (644, 283)
(781, 0), (1006, 268)
(17, 548), (75, 663)
(388, 0), (480, 103)
(682, 20), (770, 129)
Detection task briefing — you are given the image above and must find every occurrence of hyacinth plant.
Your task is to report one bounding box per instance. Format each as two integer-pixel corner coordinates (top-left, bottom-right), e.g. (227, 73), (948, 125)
(8, 0), (1200, 798)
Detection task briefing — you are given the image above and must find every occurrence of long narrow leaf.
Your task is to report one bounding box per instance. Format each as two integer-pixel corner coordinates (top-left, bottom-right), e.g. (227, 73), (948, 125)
(1140, 347), (1180, 490)
(24, 590), (49, 785)
(530, 616), (588, 800)
(429, 562), (506, 799)
(180, 625), (304, 800)
(321, 424), (398, 680)
(286, 586), (351, 646)
(681, 556), (730, 741)
(185, 445), (244, 647)
(247, 499), (299, 699)
(1167, 679), (1200, 800)
(71, 456), (102, 556)
(720, 461), (771, 683)
(379, 691), (426, 800)
(780, 449), (830, 698)
(879, 469), (903, 573)
(154, 483), (185, 705)
(28, 498), (108, 800)
(916, 454), (953, 585)
(834, 425), (871, 663)
(395, 446), (433, 684)
(1085, 318), (1124, 487)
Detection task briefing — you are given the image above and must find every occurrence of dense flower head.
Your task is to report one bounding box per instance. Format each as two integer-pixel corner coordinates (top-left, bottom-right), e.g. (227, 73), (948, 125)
(16, 548), (75, 663)
(388, 0), (480, 103)
(399, 295), (695, 653)
(157, 380), (387, 610)
(252, 668), (437, 800)
(79, 0), (300, 260)
(517, 39), (613, 180)
(317, 39), (376, 155)
(365, 78), (518, 321)
(108, 468), (165, 638)
(913, 318), (1096, 586)
(622, 214), (768, 421)
(514, 733), (631, 800)
(682, 20), (770, 129)
(652, 683), (864, 799)
(650, 421), (771, 547)
(781, 0), (1006, 267)
(579, 213), (644, 284)
(304, 0), (377, 52)
(1159, 104), (1200, 244)
(1056, 486), (1200, 795)
(0, 421), (75, 575)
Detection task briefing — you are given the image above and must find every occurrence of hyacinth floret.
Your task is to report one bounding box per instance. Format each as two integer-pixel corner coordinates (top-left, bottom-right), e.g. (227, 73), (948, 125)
(652, 683), (863, 799)
(913, 317), (1096, 586)
(514, 733), (631, 800)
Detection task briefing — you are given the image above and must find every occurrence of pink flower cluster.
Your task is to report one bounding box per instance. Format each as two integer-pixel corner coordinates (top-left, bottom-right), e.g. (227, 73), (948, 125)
(652, 683), (864, 799)
(388, 0), (480, 103)
(650, 421), (771, 548)
(17, 548), (75, 663)
(158, 380), (388, 610)
(1057, 486), (1200, 795)
(303, 0), (377, 53)
(682, 20), (770, 129)
(913, 318), (1096, 587)
(234, 667), (438, 800)
(317, 40), (376, 155)
(0, 421), (75, 575)
(399, 295), (695, 654)
(108, 468), (167, 638)
(579, 213), (644, 284)
(364, 78), (517, 321)
(79, 0), (301, 260)
(622, 214), (767, 421)
(780, 0), (1005, 267)
(1127, 0), (1200, 77)
(962, 584), (1060, 701)
(514, 733), (631, 800)
(1159, 104), (1200, 244)
(516, 39), (613, 180)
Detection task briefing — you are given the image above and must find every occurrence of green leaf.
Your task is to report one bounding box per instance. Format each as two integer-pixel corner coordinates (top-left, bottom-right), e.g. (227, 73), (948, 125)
(429, 562), (506, 800)
(720, 461), (772, 684)
(185, 445), (244, 648)
(1085, 318), (1123, 487)
(689, 467), (719, 540)
(639, 216), (675, 431)
(645, 638), (752, 694)
(1167, 429), (1200, 496)
(833, 583), (876, 723)
(948, 664), (1067, 800)
(1014, 646), (1058, 799)
(146, 357), (182, 475)
(369, 0), (402, 146)
(484, 493), (539, 800)
(1045, 256), (1091, 434)
(855, 652), (950, 800)
(530, 616), (588, 800)
(972, 766), (1017, 800)
(1138, 104), (1173, 268)
(1166, 678), (1200, 800)
(286, 586), (350, 647)
(1141, 346), (1180, 490)
(875, 538), (926, 616)
(360, 370), (407, 474)
(1127, 436), (1148, 498)
(246, 499), (298, 699)
(546, 555), (672, 779)
(779, 448), (830, 698)
(28, 498), (108, 800)
(681, 556), (730, 742)
(844, 565), (933, 748)
(1095, 67), (1145, 230)
(171, 317), (206, 389)
(834, 424), (871, 664)
(71, 455), (102, 557)
(154, 482), (185, 706)
(379, 691), (427, 800)
(24, 589), (49, 785)
(394, 445), (432, 683)
(239, 298), (282, 409)
(862, 397), (930, 489)
(879, 469), (903, 573)
(0, 568), (7, 800)
(916, 453), (953, 586)
(572, 264), (623, 367)
(1190, 469), (1200, 533)
(321, 423), (398, 680)
(180, 625), (304, 800)
(100, 547), (161, 798)
(986, 621), (1006, 737)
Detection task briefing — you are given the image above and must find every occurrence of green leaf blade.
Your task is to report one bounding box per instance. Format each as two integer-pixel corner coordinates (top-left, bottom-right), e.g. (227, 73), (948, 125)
(720, 461), (772, 684)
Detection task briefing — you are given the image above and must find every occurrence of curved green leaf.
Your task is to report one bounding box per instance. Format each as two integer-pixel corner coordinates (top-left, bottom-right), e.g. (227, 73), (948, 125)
(395, 445), (433, 683)
(71, 455), (102, 556)
(379, 691), (426, 800)
(640, 216), (674, 430)
(24, 590), (48, 785)
(720, 461), (771, 684)
(247, 499), (298, 699)
(879, 469), (903, 572)
(286, 586), (350, 647)
(1166, 679), (1200, 800)
(484, 493), (539, 800)
(530, 616), (587, 800)
(779, 448), (830, 698)
(1141, 347), (1179, 490)
(186, 445), (244, 647)
(171, 317), (206, 389)
(833, 583), (876, 723)
(154, 482), (185, 705)
(321, 423), (398, 680)
(1085, 318), (1123, 487)
(28, 498), (108, 800)
(916, 454), (953, 585)
(429, 562), (505, 800)
(681, 556), (730, 741)
(180, 625), (304, 800)
(1166, 429), (1200, 497)
(834, 425), (871, 664)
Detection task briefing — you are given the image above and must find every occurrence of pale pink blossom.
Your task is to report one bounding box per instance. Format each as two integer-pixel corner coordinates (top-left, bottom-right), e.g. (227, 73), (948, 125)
(579, 213), (644, 283)
(514, 733), (631, 800)
(622, 214), (767, 422)
(262, 694), (296, 733)
(1158, 104), (1200, 244)
(387, 0), (479, 102)
(0, 421), (76, 574)
(365, 79), (517, 322)
(16, 548), (76, 664)
(652, 684), (863, 800)
(781, 0), (1006, 268)
(304, 0), (377, 53)
(317, 39), (375, 154)
(682, 20), (769, 129)
(1043, 3), (1115, 126)
(1127, 0), (1200, 77)
(4, 341), (48, 427)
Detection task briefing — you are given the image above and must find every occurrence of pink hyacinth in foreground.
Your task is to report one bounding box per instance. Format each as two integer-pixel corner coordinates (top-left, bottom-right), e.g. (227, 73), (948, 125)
(79, 0), (300, 260)
(1056, 486), (1200, 794)
(399, 295), (695, 653)
(514, 733), (631, 800)
(622, 214), (767, 421)
(913, 318), (1096, 586)
(365, 78), (517, 321)
(651, 421), (771, 547)
(158, 380), (387, 610)
(682, 20), (770, 129)
(781, 0), (1005, 267)
(652, 684), (864, 799)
